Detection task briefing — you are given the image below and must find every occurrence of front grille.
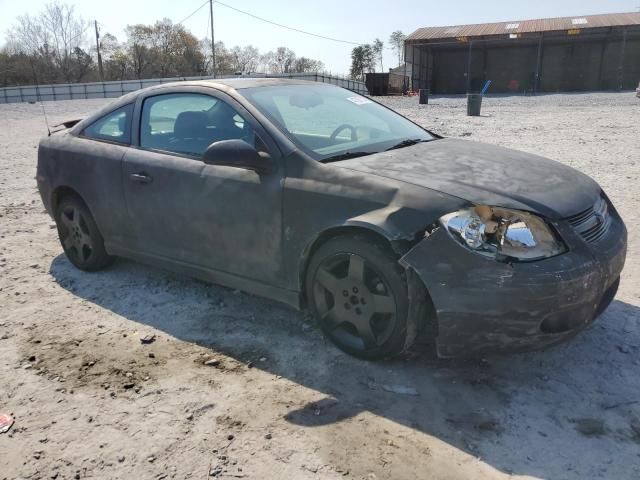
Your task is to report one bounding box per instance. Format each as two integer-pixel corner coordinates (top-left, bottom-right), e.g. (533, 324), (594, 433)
(566, 196), (611, 243)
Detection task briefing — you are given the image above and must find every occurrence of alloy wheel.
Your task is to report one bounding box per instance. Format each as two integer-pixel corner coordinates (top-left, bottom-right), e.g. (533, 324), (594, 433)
(312, 253), (397, 353)
(59, 205), (94, 264)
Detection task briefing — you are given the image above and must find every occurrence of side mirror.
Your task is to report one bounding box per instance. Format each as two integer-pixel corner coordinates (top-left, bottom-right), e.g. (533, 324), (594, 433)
(202, 139), (272, 173)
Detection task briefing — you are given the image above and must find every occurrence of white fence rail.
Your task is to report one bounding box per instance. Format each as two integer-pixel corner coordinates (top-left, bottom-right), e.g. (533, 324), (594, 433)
(0, 73), (367, 104)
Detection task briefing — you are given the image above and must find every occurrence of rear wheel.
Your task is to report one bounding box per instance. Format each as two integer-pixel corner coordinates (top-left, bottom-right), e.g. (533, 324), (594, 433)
(305, 235), (413, 360)
(55, 195), (113, 271)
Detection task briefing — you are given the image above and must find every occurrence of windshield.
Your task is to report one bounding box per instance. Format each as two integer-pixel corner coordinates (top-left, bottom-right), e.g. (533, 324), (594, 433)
(240, 84), (435, 161)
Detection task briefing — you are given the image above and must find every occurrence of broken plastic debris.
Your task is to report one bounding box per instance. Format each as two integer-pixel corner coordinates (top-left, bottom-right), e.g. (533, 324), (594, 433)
(381, 384), (419, 396)
(0, 413), (14, 434)
(140, 334), (156, 345)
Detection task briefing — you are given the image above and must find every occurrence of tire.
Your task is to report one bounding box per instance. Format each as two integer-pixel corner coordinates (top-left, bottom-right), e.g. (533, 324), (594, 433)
(55, 195), (113, 271)
(305, 234), (414, 360)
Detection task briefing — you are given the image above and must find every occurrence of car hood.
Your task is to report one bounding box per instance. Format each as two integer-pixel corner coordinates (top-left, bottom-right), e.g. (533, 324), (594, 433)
(335, 138), (600, 219)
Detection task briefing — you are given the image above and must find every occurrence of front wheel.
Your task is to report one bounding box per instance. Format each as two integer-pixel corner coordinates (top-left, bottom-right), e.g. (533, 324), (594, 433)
(55, 195), (113, 271)
(305, 235), (414, 360)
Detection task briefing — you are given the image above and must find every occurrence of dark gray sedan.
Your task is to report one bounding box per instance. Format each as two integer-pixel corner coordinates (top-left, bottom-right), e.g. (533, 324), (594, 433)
(37, 79), (627, 359)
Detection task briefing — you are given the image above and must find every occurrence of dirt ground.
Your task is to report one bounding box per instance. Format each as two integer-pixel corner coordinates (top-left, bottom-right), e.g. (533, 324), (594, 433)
(1, 92), (639, 480)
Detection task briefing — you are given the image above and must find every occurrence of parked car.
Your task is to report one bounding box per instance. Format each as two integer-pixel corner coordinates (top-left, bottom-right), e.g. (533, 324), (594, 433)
(37, 79), (627, 359)
(636, 81), (640, 98)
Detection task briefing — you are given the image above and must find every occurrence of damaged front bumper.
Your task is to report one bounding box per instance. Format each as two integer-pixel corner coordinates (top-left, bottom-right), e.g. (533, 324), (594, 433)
(400, 209), (627, 358)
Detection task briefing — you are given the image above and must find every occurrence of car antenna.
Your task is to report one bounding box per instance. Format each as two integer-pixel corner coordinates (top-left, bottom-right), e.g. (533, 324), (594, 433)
(40, 101), (51, 137)
(29, 58), (51, 136)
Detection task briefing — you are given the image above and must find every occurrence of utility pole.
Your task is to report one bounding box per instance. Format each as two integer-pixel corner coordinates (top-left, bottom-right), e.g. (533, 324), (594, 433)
(209, 0), (216, 78)
(94, 20), (104, 82)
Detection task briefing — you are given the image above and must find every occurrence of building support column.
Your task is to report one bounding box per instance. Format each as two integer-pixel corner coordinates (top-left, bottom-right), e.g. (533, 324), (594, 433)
(482, 44), (488, 86)
(465, 41), (473, 93)
(617, 28), (627, 90)
(419, 47), (425, 90)
(426, 47), (432, 91)
(410, 44), (416, 91)
(534, 35), (544, 94)
(403, 42), (408, 92)
(597, 36), (608, 89)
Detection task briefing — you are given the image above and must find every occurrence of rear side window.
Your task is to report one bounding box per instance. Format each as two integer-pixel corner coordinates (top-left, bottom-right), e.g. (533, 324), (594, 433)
(82, 104), (133, 144)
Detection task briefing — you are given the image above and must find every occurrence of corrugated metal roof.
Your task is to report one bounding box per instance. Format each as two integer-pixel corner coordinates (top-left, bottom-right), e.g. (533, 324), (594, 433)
(407, 12), (640, 42)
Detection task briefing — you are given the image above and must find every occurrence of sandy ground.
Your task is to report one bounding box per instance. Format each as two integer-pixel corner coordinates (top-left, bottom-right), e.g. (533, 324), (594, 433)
(1, 92), (639, 480)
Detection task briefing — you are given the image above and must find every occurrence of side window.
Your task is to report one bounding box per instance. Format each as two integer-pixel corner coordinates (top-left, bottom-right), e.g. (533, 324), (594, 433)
(83, 104), (133, 144)
(140, 93), (255, 157)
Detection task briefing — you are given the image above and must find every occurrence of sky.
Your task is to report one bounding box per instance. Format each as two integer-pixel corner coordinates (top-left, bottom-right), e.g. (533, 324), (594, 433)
(0, 0), (638, 74)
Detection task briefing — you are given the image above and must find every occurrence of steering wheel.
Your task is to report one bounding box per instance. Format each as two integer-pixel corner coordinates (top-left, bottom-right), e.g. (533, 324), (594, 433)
(329, 124), (358, 142)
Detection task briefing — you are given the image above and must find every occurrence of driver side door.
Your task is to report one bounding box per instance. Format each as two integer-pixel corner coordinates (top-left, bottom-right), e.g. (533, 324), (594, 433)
(121, 89), (284, 286)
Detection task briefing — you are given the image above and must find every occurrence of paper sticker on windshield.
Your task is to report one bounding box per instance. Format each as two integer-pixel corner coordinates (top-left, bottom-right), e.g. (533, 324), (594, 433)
(346, 96), (373, 105)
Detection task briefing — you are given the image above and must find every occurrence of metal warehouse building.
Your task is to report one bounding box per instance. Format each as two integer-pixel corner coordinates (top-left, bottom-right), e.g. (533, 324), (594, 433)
(404, 12), (640, 94)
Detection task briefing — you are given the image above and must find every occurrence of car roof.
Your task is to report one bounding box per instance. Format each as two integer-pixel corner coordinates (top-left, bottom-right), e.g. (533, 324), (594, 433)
(144, 78), (328, 95)
(70, 78), (336, 134)
(185, 77), (323, 89)
(108, 78), (330, 107)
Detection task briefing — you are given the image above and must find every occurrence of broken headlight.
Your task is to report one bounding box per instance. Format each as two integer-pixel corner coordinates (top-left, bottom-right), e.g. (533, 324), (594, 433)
(439, 206), (566, 261)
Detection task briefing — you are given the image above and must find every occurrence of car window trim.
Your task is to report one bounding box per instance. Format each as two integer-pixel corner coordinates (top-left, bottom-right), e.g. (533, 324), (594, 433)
(78, 103), (134, 146)
(134, 145), (203, 162)
(77, 136), (132, 148)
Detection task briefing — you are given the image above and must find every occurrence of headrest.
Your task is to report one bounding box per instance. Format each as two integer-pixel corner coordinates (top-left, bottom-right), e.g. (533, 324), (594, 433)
(174, 111), (208, 138)
(209, 102), (239, 125)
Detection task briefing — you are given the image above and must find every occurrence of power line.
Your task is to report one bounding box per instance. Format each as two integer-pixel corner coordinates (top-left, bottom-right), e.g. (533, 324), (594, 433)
(176, 0), (394, 51)
(212, 0), (364, 46)
(177, 0), (209, 25)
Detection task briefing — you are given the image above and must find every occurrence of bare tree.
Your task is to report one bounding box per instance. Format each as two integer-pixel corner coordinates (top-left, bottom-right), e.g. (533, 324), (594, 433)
(104, 48), (130, 80)
(7, 1), (91, 82)
(200, 40), (234, 75)
(230, 45), (259, 74)
(293, 57), (324, 73)
(214, 41), (234, 75)
(389, 30), (406, 67)
(1, 5), (325, 86)
(124, 20), (204, 79)
(258, 51), (273, 73)
(0, 45), (36, 86)
(269, 47), (296, 74)
(125, 24), (154, 79)
(373, 38), (384, 72)
(99, 33), (120, 61)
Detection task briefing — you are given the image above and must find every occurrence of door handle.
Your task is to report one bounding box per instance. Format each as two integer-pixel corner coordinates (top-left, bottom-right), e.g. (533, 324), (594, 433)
(130, 173), (153, 184)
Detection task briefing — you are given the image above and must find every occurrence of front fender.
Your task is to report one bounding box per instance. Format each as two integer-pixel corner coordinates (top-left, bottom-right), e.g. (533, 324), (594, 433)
(343, 205), (420, 241)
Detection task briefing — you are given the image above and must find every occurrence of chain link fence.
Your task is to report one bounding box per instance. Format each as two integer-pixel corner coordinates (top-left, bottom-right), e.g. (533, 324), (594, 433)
(0, 73), (367, 104)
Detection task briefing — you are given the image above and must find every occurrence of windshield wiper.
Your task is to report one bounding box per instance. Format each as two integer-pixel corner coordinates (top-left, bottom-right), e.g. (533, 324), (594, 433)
(385, 138), (430, 151)
(322, 151), (372, 163)
(322, 139), (431, 162)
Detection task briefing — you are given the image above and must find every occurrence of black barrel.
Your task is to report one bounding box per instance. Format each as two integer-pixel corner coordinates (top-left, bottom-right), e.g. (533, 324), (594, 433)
(467, 94), (482, 116)
(419, 89), (429, 104)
